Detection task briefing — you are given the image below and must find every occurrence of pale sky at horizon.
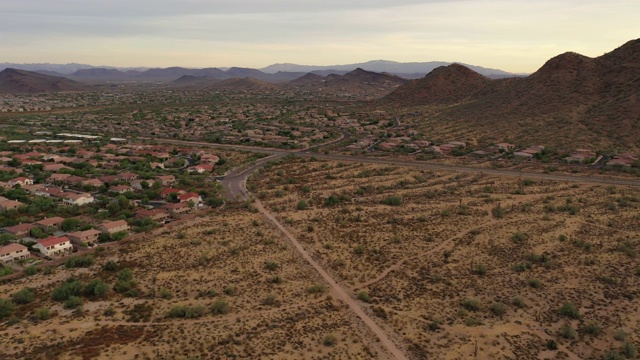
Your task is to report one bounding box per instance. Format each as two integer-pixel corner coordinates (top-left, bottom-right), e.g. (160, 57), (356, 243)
(1, 0), (638, 73)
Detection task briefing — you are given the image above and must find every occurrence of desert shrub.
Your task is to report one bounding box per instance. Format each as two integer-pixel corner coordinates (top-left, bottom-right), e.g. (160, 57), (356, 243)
(0, 299), (16, 319)
(559, 303), (581, 319)
(43, 266), (53, 275)
(223, 286), (236, 296)
(63, 296), (83, 309)
(558, 234), (568, 242)
(472, 263), (487, 276)
(381, 196), (402, 206)
(24, 266), (38, 276)
(546, 340), (558, 350)
(559, 324), (576, 339)
(103, 260), (119, 272)
(168, 305), (206, 318)
(296, 200), (309, 210)
(357, 291), (371, 303)
(528, 278), (542, 289)
(490, 302), (507, 317)
(264, 261), (279, 271)
(522, 179), (536, 186)
(584, 322), (602, 336)
(513, 263), (531, 272)
(353, 245), (365, 255)
(83, 280), (109, 299)
(604, 351), (624, 360)
(622, 341), (638, 358)
(512, 297), (526, 308)
(263, 294), (278, 306)
(52, 278), (84, 301)
(614, 330), (628, 341)
(12, 288), (35, 304)
(492, 203), (505, 218)
(34, 307), (50, 320)
(0, 265), (13, 277)
(512, 231), (528, 243)
(461, 298), (480, 311)
(269, 275), (283, 284)
(65, 255), (94, 268)
(159, 288), (172, 299)
(323, 334), (337, 346)
(464, 317), (483, 326)
(103, 306), (115, 317)
(307, 284), (327, 294)
(211, 299), (229, 315)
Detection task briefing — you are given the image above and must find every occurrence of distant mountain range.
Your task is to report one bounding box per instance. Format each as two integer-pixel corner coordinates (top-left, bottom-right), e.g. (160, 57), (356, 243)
(0, 60), (522, 83)
(0, 68), (89, 94)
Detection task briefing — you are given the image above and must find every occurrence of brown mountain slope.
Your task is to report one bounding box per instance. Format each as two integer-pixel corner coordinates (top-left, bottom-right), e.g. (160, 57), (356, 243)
(209, 77), (278, 91)
(0, 68), (89, 94)
(387, 39), (640, 151)
(385, 63), (491, 104)
(285, 68), (407, 98)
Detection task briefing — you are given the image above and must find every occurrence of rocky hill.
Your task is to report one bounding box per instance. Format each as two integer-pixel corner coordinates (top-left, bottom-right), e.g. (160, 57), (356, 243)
(385, 39), (640, 151)
(0, 68), (89, 94)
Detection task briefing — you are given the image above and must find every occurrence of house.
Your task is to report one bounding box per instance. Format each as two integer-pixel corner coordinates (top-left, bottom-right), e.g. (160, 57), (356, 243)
(110, 185), (134, 194)
(35, 186), (64, 198)
(608, 154), (638, 167)
(34, 236), (73, 257)
(155, 175), (176, 186)
(135, 208), (170, 223)
(131, 179), (155, 190)
(0, 200), (25, 211)
(160, 187), (185, 199)
(98, 175), (119, 184)
(48, 173), (71, 184)
(165, 202), (192, 217)
(61, 193), (95, 206)
(150, 162), (165, 170)
(81, 178), (103, 188)
(35, 217), (65, 232)
(119, 172), (139, 182)
(67, 229), (102, 246)
(0, 243), (29, 263)
(98, 220), (130, 235)
(187, 164), (214, 174)
(179, 192), (202, 205)
(8, 177), (34, 187)
(3, 223), (35, 239)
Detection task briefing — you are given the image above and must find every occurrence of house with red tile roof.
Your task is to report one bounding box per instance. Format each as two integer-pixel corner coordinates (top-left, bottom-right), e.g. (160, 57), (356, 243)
(0, 243), (29, 264)
(0, 200), (25, 211)
(0, 243), (29, 263)
(155, 175), (176, 186)
(61, 192), (95, 206)
(47, 173), (71, 184)
(164, 202), (192, 217)
(187, 164), (214, 174)
(3, 223), (35, 238)
(135, 208), (170, 223)
(179, 192), (202, 205)
(8, 177), (34, 187)
(35, 217), (65, 232)
(160, 187), (185, 198)
(35, 236), (73, 257)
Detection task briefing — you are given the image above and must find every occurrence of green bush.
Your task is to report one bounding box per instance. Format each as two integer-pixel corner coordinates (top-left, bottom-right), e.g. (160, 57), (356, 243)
(511, 231), (528, 243)
(528, 278), (542, 289)
(263, 294), (278, 306)
(34, 307), (50, 320)
(621, 341), (638, 358)
(63, 296), (83, 309)
(296, 200), (309, 210)
(357, 291), (371, 303)
(12, 288), (35, 304)
(490, 302), (506, 317)
(0, 265), (13, 277)
(264, 261), (279, 271)
(323, 334), (337, 346)
(461, 298), (481, 311)
(83, 280), (109, 299)
(604, 351), (624, 360)
(0, 299), (16, 319)
(159, 288), (172, 299)
(168, 305), (206, 318)
(307, 284), (327, 294)
(559, 324), (576, 339)
(381, 196), (402, 206)
(24, 265), (38, 276)
(52, 278), (84, 301)
(559, 303), (581, 319)
(65, 255), (94, 268)
(512, 297), (526, 308)
(211, 299), (229, 315)
(584, 322), (602, 336)
(472, 264), (487, 276)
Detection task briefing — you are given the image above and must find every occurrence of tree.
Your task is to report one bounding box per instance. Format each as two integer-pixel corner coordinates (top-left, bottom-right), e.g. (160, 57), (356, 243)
(0, 233), (16, 246)
(61, 218), (82, 232)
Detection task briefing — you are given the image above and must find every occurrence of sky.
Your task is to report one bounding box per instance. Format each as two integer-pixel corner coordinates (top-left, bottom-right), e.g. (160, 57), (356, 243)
(1, 0), (638, 73)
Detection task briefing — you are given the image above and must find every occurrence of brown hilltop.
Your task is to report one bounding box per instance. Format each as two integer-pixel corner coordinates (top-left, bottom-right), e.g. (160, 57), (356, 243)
(0, 68), (89, 94)
(209, 77), (278, 90)
(386, 39), (640, 151)
(385, 63), (491, 105)
(285, 68), (407, 97)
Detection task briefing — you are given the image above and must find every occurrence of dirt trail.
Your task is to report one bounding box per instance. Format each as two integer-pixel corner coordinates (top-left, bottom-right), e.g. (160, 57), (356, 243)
(253, 198), (410, 360)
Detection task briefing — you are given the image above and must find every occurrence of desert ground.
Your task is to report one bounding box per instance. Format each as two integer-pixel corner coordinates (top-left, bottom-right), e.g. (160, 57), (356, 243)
(251, 156), (640, 359)
(1, 156), (639, 359)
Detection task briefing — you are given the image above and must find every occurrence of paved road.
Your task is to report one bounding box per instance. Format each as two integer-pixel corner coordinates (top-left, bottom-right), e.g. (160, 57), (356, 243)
(151, 137), (640, 189)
